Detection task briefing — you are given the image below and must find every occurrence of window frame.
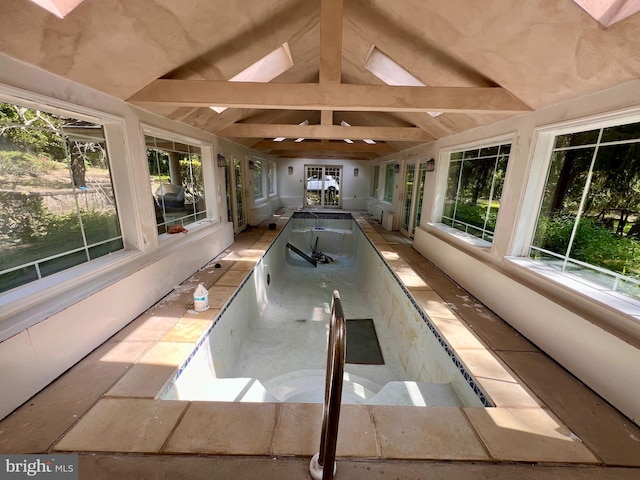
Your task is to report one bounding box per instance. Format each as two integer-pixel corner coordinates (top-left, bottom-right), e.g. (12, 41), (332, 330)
(435, 138), (513, 247)
(267, 159), (276, 197)
(370, 164), (381, 198)
(0, 86), (140, 339)
(0, 93), (129, 288)
(508, 106), (640, 315)
(382, 162), (395, 203)
(142, 124), (214, 239)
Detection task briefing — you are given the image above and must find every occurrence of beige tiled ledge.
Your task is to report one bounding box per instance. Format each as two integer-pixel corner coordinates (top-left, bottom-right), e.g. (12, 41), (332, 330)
(52, 398), (596, 463)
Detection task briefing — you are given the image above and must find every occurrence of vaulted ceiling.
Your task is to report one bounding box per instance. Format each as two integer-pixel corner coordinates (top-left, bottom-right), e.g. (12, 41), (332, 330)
(2, 0), (640, 159)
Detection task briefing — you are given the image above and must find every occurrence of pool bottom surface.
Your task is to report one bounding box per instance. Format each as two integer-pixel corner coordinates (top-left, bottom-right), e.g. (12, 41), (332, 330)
(230, 256), (419, 404)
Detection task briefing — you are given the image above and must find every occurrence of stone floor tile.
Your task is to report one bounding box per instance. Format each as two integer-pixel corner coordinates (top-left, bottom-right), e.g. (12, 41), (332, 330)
(410, 290), (458, 318)
(106, 342), (194, 397)
(137, 341), (195, 366)
(465, 407), (600, 463)
(498, 351), (640, 466)
(207, 285), (236, 308)
(53, 399), (187, 453)
(336, 404), (379, 457)
(336, 461), (640, 480)
(455, 348), (542, 407)
(371, 405), (488, 460)
(186, 268), (225, 287)
(395, 267), (433, 290)
(215, 269), (249, 287)
(272, 403), (377, 457)
(160, 318), (212, 343)
(0, 358), (130, 453)
(111, 313), (179, 342)
(230, 259), (257, 271)
(428, 314), (487, 350)
(272, 402), (322, 455)
(88, 339), (154, 364)
(393, 245), (538, 353)
(164, 402), (277, 455)
(250, 240), (272, 251)
(105, 363), (179, 398)
(78, 453), (312, 480)
(77, 454), (640, 480)
(180, 307), (221, 321)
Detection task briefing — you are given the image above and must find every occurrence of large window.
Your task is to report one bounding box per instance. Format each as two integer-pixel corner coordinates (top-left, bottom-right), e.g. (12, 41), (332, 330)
(383, 163), (394, 203)
(443, 143), (511, 243)
(530, 120), (640, 300)
(371, 164), (380, 198)
(146, 135), (205, 234)
(0, 101), (123, 294)
(252, 158), (264, 201)
(252, 157), (276, 202)
(267, 161), (276, 196)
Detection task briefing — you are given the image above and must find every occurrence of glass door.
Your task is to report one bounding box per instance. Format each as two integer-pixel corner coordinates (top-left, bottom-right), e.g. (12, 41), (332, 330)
(225, 155), (247, 233)
(305, 165), (342, 208)
(399, 160), (427, 238)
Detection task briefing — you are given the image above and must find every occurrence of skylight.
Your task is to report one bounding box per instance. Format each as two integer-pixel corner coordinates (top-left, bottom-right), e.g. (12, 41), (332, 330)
(572, 0), (640, 27)
(272, 120), (308, 143)
(211, 43), (294, 113)
(364, 46), (442, 118)
(29, 0), (85, 18)
(340, 121), (374, 144)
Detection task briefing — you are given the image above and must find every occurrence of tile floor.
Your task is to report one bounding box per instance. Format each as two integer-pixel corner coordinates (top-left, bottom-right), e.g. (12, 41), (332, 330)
(0, 210), (639, 479)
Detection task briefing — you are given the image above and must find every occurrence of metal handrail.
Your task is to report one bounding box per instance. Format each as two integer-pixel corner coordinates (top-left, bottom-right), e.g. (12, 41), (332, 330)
(310, 290), (346, 480)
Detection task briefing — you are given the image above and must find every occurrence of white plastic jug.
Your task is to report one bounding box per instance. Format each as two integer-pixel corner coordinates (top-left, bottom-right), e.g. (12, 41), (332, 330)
(193, 283), (209, 312)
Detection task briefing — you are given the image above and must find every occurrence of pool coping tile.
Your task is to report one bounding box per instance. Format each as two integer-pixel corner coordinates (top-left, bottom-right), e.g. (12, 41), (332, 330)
(164, 402), (277, 455)
(53, 398), (187, 453)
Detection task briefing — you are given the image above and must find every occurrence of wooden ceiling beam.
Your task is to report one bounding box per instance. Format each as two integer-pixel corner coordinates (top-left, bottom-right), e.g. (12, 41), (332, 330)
(251, 139), (396, 153)
(128, 80), (531, 114)
(218, 123), (432, 141)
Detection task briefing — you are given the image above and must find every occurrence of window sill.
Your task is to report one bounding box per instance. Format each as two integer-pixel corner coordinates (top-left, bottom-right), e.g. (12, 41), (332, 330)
(427, 223), (492, 248)
(506, 257), (640, 316)
(505, 257), (640, 343)
(158, 217), (223, 245)
(0, 219), (226, 342)
(0, 248), (143, 341)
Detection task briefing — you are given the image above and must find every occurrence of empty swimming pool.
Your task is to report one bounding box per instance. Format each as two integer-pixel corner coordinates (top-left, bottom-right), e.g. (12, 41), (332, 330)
(160, 212), (492, 407)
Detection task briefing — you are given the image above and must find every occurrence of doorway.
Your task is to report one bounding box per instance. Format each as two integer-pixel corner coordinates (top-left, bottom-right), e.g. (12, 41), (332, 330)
(399, 160), (428, 238)
(304, 165), (342, 208)
(225, 154), (247, 234)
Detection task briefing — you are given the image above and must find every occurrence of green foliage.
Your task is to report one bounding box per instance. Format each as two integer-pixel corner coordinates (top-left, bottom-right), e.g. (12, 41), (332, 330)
(535, 214), (640, 278)
(0, 150), (65, 177)
(451, 203), (498, 231)
(0, 103), (66, 160)
(0, 191), (53, 242)
(0, 196), (120, 271)
(179, 158), (203, 189)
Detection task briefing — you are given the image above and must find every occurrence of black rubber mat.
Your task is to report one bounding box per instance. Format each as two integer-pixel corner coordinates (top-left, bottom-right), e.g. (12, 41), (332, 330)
(345, 319), (384, 365)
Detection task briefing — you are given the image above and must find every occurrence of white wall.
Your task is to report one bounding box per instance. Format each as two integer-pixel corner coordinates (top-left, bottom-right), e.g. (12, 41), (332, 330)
(0, 54), (237, 419)
(277, 158), (370, 210)
(217, 139), (282, 227)
(411, 80), (640, 424)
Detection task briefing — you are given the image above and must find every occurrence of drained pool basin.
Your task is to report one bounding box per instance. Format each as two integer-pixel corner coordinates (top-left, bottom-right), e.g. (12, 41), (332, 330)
(160, 212), (492, 407)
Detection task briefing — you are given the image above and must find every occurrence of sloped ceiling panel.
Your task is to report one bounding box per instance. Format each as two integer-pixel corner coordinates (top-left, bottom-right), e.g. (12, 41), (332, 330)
(1, 0), (639, 159)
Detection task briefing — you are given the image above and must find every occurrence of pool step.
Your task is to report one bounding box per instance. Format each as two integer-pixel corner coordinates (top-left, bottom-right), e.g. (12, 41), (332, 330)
(163, 377), (278, 403)
(365, 381), (464, 407)
(264, 369), (382, 404)
(171, 374), (464, 406)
